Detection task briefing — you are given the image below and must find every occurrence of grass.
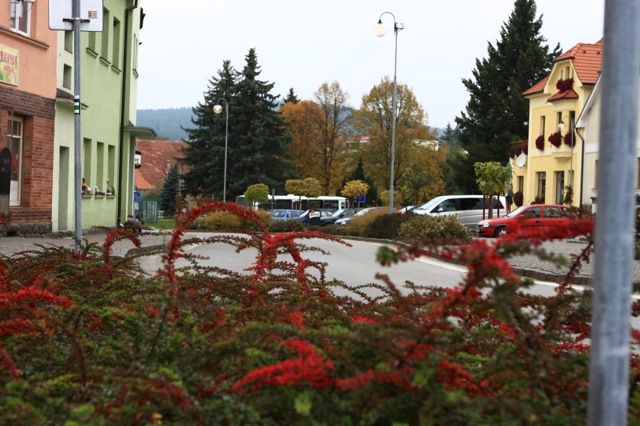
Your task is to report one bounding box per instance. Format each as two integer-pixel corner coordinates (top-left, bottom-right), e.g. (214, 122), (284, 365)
(148, 217), (176, 230)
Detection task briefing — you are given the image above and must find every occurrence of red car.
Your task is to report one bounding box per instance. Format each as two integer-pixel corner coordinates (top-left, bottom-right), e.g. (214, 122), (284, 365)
(476, 203), (578, 238)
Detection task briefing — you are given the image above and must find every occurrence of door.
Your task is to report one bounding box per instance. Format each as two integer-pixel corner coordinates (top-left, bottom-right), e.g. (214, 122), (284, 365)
(58, 147), (70, 231)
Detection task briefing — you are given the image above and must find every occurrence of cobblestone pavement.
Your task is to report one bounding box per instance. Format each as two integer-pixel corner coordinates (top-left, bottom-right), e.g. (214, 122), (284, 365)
(1, 231), (639, 285)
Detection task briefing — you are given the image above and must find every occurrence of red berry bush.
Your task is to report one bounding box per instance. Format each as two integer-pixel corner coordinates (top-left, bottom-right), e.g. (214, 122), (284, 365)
(0, 202), (639, 424)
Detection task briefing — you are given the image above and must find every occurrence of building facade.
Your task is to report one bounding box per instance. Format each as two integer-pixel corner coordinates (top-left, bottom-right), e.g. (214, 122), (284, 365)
(53, 0), (154, 232)
(514, 40), (602, 208)
(0, 0), (58, 235)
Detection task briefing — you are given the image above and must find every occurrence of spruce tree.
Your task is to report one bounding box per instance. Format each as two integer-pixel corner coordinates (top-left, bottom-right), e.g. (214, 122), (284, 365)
(283, 88), (300, 104)
(451, 0), (561, 193)
(229, 48), (293, 198)
(159, 164), (180, 216)
(182, 60), (237, 199)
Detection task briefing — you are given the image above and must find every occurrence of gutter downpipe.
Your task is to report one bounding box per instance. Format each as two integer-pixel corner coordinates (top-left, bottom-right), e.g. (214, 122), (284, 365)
(575, 127), (585, 207)
(117, 0), (139, 227)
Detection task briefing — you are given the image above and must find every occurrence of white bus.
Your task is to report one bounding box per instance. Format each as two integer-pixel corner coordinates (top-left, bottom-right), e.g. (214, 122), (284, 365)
(235, 194), (347, 211)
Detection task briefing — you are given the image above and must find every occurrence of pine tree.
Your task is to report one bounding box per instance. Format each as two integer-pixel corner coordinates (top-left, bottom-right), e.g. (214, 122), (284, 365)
(159, 164), (180, 216)
(451, 0), (561, 193)
(181, 60), (237, 199)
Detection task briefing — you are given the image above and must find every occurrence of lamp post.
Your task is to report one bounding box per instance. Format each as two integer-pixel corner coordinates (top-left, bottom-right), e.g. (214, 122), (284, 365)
(558, 116), (575, 205)
(213, 98), (229, 202)
(375, 12), (403, 214)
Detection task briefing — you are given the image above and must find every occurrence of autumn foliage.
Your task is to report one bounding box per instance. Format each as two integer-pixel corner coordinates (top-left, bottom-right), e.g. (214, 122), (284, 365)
(1, 202), (639, 424)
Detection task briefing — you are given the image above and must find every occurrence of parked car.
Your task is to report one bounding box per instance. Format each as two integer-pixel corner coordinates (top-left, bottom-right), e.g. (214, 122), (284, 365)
(296, 209), (336, 226)
(476, 203), (578, 238)
(334, 207), (387, 225)
(412, 195), (507, 228)
(271, 209), (304, 221)
(320, 208), (364, 226)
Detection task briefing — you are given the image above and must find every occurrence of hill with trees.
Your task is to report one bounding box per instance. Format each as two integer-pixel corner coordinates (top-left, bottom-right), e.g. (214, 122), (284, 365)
(137, 107), (193, 141)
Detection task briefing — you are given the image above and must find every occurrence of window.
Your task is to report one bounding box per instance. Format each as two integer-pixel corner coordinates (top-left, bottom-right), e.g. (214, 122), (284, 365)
(539, 115), (546, 137)
(101, 9), (111, 61)
(517, 176), (524, 192)
(554, 171), (565, 204)
(64, 31), (73, 53)
(88, 32), (97, 53)
(536, 172), (546, 202)
(543, 206), (562, 218)
(82, 138), (92, 190)
(7, 116), (23, 206)
(524, 207), (541, 218)
(112, 18), (121, 68)
(10, 0), (32, 35)
(63, 64), (72, 89)
(97, 142), (105, 191)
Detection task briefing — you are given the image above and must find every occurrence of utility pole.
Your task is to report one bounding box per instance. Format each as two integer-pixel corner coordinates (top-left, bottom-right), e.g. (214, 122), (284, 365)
(588, 0), (640, 424)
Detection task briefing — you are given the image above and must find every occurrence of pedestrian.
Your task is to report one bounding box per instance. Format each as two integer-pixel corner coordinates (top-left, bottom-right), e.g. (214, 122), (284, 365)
(505, 190), (514, 213)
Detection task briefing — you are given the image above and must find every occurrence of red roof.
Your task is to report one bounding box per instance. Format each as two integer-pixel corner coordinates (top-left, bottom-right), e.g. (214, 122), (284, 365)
(523, 39), (603, 96)
(135, 139), (187, 191)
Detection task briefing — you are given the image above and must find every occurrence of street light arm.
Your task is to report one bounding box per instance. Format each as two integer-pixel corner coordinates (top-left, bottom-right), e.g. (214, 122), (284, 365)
(375, 12), (403, 36)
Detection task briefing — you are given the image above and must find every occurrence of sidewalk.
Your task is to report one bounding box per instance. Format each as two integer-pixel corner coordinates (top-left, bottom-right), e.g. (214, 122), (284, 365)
(0, 230), (172, 258)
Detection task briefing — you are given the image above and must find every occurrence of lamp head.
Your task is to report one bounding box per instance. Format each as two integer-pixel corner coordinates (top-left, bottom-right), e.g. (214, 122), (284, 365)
(374, 20), (386, 37)
(213, 104), (223, 114)
(558, 120), (565, 132)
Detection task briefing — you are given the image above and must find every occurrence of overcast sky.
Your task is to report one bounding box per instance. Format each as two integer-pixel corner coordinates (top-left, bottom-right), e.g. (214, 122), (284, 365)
(136, 0), (605, 129)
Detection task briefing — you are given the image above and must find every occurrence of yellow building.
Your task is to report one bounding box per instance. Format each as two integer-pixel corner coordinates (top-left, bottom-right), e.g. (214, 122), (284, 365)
(513, 40), (602, 207)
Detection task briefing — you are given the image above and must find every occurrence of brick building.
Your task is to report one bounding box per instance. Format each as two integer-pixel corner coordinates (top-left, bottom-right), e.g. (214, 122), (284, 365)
(0, 1), (58, 235)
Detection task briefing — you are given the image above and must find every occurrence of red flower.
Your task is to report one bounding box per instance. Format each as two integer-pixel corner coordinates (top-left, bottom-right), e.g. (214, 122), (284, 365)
(556, 78), (573, 93)
(548, 131), (562, 148)
(535, 135), (545, 151)
(564, 131), (575, 147)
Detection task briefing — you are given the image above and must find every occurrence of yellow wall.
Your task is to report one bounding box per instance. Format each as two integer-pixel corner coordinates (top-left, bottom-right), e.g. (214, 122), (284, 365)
(514, 60), (594, 207)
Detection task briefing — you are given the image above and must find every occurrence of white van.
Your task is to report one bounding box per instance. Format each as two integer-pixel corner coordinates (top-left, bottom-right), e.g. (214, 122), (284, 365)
(411, 195), (507, 228)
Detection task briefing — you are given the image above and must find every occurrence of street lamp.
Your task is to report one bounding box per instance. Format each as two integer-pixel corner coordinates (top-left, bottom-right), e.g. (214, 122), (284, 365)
(558, 116), (575, 205)
(375, 12), (403, 213)
(213, 98), (229, 202)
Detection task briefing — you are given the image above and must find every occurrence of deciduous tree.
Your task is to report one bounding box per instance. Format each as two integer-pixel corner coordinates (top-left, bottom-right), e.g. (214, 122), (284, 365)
(244, 183), (269, 205)
(354, 77), (435, 194)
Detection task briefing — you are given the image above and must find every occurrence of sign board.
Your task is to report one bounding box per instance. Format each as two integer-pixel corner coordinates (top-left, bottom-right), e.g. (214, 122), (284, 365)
(0, 45), (19, 86)
(49, 0), (104, 32)
(134, 191), (142, 202)
(356, 195), (366, 204)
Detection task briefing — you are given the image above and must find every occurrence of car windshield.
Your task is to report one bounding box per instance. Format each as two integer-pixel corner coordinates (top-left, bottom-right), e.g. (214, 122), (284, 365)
(272, 211), (286, 218)
(413, 197), (446, 212)
(330, 209), (347, 218)
(506, 205), (528, 218)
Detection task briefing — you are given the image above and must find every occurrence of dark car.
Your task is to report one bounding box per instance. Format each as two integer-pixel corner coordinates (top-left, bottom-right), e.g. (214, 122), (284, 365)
(296, 209), (336, 226)
(271, 209), (304, 221)
(476, 203), (578, 238)
(320, 208), (364, 226)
